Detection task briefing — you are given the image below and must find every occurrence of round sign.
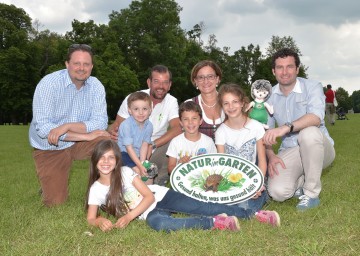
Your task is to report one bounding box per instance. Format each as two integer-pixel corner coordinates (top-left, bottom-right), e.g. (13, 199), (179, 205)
(170, 153), (264, 205)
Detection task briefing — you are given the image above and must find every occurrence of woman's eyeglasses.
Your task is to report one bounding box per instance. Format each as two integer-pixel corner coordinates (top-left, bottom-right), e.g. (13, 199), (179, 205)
(195, 74), (217, 82)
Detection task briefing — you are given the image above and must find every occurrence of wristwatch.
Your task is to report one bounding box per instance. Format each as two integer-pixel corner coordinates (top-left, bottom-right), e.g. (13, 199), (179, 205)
(284, 122), (294, 133)
(151, 141), (157, 150)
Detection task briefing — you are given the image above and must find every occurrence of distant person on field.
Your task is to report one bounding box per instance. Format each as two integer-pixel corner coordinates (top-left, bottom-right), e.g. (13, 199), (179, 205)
(166, 101), (217, 174)
(29, 44), (110, 206)
(108, 65), (182, 186)
(263, 48), (335, 211)
(118, 92), (153, 184)
(325, 84), (336, 125)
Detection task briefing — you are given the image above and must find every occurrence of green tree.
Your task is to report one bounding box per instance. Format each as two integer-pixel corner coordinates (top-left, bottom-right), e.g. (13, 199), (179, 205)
(229, 44), (262, 89)
(108, 0), (188, 88)
(65, 19), (111, 57)
(265, 35), (301, 57)
(351, 90), (360, 113)
(0, 47), (30, 124)
(186, 22), (205, 46)
(203, 34), (233, 86)
(253, 58), (276, 85)
(31, 30), (68, 75)
(0, 3), (32, 50)
(0, 4), (34, 124)
(94, 43), (140, 119)
(335, 87), (352, 111)
(264, 35), (308, 78)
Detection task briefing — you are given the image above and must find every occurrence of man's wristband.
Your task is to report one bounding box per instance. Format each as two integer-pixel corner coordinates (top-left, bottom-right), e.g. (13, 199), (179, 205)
(284, 122), (294, 133)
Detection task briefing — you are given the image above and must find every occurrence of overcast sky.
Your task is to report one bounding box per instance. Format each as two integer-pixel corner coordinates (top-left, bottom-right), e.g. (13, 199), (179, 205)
(4, 0), (360, 94)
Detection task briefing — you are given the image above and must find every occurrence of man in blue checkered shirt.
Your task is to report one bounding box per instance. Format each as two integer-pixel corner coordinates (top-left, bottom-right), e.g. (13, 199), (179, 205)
(29, 44), (110, 206)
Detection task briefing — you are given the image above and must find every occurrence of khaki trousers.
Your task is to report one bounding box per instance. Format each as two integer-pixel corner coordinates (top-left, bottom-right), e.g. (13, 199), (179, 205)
(268, 126), (335, 201)
(151, 141), (170, 186)
(33, 136), (110, 206)
(325, 103), (336, 124)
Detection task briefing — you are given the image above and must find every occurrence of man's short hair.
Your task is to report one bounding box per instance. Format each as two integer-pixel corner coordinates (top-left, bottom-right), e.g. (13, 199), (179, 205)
(149, 65), (172, 81)
(271, 48), (300, 69)
(66, 44), (93, 62)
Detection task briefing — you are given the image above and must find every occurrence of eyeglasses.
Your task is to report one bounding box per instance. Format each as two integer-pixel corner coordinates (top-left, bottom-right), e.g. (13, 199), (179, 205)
(151, 79), (170, 86)
(195, 74), (217, 82)
(68, 44), (92, 51)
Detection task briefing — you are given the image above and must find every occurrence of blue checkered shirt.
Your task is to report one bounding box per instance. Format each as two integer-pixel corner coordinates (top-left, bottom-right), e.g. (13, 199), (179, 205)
(29, 69), (108, 150)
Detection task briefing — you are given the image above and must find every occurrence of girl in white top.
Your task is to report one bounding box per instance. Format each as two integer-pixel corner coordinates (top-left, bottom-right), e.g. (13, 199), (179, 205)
(215, 83), (267, 198)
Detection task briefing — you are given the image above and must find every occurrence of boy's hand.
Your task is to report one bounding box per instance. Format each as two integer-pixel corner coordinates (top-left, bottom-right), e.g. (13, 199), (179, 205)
(178, 155), (191, 164)
(139, 165), (148, 177)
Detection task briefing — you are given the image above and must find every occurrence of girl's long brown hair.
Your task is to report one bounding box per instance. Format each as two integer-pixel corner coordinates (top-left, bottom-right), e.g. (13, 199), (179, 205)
(85, 140), (129, 218)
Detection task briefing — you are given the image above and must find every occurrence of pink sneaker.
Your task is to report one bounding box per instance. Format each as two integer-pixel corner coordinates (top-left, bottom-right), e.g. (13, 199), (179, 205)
(255, 210), (281, 227)
(213, 213), (240, 231)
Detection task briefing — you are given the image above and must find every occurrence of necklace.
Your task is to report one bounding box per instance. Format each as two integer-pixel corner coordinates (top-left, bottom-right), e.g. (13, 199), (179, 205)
(201, 98), (217, 108)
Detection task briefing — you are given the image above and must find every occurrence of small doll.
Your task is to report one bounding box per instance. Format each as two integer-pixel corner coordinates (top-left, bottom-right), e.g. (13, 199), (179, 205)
(246, 79), (274, 129)
(141, 160), (158, 181)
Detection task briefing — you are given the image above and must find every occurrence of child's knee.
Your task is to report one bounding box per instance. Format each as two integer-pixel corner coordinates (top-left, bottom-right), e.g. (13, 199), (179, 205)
(146, 211), (164, 231)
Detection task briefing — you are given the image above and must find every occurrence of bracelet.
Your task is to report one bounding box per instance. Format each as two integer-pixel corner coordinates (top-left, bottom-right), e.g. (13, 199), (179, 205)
(284, 122), (294, 133)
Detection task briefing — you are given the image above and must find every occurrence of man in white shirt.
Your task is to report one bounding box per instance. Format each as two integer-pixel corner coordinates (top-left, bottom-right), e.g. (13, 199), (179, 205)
(108, 65), (182, 185)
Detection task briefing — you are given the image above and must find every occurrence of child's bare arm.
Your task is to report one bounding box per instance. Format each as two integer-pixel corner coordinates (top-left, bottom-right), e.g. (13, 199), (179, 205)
(126, 145), (147, 176)
(87, 205), (113, 232)
(252, 139), (267, 199)
(114, 176), (155, 229)
(256, 139), (267, 176)
(168, 156), (177, 174)
(139, 141), (149, 162)
(216, 144), (225, 153)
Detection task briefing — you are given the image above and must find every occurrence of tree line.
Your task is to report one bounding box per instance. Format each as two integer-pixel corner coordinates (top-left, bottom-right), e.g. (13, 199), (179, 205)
(1, 0), (358, 125)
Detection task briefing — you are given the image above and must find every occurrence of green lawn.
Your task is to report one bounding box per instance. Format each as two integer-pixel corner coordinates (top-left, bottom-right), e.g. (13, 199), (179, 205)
(1, 115), (359, 255)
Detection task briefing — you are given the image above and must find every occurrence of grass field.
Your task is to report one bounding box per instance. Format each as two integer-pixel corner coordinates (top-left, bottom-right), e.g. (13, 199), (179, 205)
(1, 115), (359, 255)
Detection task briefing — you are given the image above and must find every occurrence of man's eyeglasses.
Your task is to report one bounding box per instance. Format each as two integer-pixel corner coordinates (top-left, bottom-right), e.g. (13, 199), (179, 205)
(69, 44), (92, 51)
(195, 74), (217, 82)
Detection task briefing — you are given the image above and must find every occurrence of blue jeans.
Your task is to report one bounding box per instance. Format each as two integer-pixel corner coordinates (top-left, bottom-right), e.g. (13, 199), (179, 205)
(234, 189), (269, 215)
(121, 152), (136, 168)
(146, 190), (262, 232)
